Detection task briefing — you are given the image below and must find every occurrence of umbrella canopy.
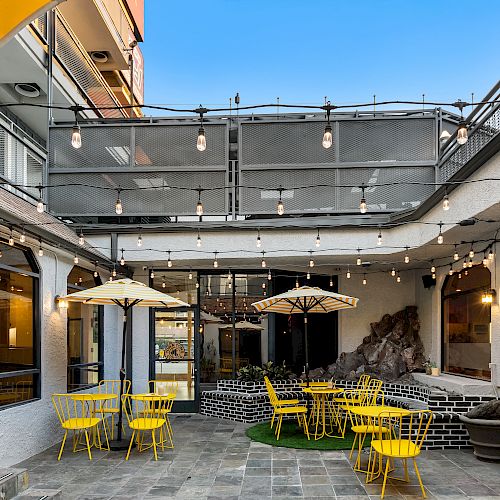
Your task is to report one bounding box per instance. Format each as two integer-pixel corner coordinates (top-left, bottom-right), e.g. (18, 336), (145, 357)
(252, 285), (358, 314)
(201, 311), (223, 323)
(219, 320), (265, 331)
(62, 278), (188, 308)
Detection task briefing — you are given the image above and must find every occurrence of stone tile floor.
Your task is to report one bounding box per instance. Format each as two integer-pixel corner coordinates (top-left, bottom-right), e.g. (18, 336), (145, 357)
(14, 414), (500, 499)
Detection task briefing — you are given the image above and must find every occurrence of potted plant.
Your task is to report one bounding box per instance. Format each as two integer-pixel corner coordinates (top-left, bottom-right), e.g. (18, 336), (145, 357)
(459, 399), (500, 461)
(423, 358), (432, 375)
(430, 361), (439, 376)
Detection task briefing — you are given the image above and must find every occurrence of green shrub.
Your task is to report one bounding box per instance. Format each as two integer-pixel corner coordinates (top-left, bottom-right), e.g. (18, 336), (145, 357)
(237, 361), (293, 382)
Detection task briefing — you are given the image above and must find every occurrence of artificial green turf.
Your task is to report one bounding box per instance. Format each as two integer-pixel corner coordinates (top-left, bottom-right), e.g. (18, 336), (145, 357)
(246, 421), (363, 450)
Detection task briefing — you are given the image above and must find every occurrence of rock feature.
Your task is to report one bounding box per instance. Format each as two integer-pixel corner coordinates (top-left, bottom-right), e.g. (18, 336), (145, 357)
(324, 306), (426, 381)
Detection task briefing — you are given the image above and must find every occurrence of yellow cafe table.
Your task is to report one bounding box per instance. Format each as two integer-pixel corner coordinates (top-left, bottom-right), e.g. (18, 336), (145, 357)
(302, 386), (343, 440)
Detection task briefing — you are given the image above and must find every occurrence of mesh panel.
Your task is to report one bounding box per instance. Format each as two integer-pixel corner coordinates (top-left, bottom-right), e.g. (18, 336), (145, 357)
(134, 124), (227, 167)
(26, 152), (43, 197)
(31, 14), (47, 40)
(55, 14), (124, 118)
(48, 171), (227, 216)
(339, 118), (436, 162)
(240, 121), (336, 166)
(338, 167), (435, 212)
(239, 168), (336, 214)
(49, 126), (132, 169)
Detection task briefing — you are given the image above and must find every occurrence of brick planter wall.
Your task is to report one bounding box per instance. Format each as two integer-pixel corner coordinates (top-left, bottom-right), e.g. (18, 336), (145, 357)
(200, 379), (495, 449)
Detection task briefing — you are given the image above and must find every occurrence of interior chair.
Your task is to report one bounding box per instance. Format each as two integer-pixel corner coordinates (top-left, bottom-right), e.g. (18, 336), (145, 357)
(264, 376), (309, 440)
(52, 393), (107, 461)
(149, 379), (178, 396)
(368, 410), (433, 499)
(96, 379), (131, 440)
(122, 394), (170, 460)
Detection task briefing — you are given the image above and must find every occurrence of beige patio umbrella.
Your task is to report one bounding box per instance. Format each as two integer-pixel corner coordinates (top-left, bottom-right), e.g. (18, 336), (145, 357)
(62, 278), (188, 448)
(219, 320), (265, 331)
(252, 286), (358, 384)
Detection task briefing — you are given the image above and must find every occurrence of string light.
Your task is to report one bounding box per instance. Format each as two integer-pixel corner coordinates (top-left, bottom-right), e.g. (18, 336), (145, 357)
(112, 266), (117, 277)
(295, 276), (299, 288)
(167, 251), (173, 267)
(71, 108), (82, 149)
(329, 276), (333, 287)
(449, 265), (454, 275)
(315, 229), (321, 248)
(189, 270), (193, 280)
(322, 105), (333, 149)
(73, 254), (79, 264)
(36, 186), (44, 213)
(120, 249), (125, 266)
(356, 249), (362, 266)
(432, 272), (436, 279)
(256, 229), (261, 248)
(196, 187), (203, 216)
(404, 246), (410, 264)
(346, 266), (351, 279)
(483, 253), (489, 266)
(197, 108), (206, 151)
(309, 251), (314, 268)
(488, 247), (495, 260)
(19, 228), (26, 243)
(268, 269), (272, 281)
(377, 228), (382, 246)
(442, 189), (450, 211)
(262, 281), (266, 289)
(396, 272), (401, 283)
(195, 281), (200, 289)
(468, 258), (473, 268)
(115, 189), (123, 215)
(464, 269), (468, 276)
(150, 269), (155, 279)
(359, 185), (367, 214)
(78, 229), (85, 246)
(456, 120), (468, 145)
(197, 230), (202, 247)
(277, 187), (285, 216)
(306, 271), (311, 280)
(362, 274), (367, 285)
(8, 229), (14, 246)
(93, 262), (98, 278)
(162, 279), (166, 288)
(38, 239), (43, 257)
(462, 259), (467, 269)
(137, 232), (143, 247)
(453, 245), (459, 261)
(431, 262), (436, 273)
(261, 251), (266, 268)
(458, 272), (462, 279)
(391, 267), (396, 277)
(469, 244), (474, 258)
(437, 222), (444, 244)
(213, 252), (218, 268)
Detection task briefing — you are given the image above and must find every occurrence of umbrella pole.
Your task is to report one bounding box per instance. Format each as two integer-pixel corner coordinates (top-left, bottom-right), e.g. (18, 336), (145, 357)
(110, 301), (130, 450)
(304, 311), (309, 387)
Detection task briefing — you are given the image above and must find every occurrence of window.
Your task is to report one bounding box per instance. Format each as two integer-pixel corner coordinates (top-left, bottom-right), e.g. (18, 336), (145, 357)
(0, 242), (39, 408)
(67, 267), (103, 391)
(442, 265), (491, 380)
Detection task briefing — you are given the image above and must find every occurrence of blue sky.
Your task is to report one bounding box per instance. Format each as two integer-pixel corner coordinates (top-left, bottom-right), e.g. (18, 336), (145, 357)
(142, 0), (500, 113)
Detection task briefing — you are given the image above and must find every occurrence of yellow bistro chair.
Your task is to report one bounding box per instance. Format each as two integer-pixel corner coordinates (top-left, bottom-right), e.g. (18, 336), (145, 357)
(264, 376), (300, 429)
(369, 410), (433, 499)
(95, 379), (131, 440)
(52, 394), (106, 461)
(122, 394), (170, 460)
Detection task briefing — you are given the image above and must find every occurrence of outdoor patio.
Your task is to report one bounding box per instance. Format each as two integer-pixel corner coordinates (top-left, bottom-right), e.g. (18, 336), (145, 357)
(12, 414), (500, 500)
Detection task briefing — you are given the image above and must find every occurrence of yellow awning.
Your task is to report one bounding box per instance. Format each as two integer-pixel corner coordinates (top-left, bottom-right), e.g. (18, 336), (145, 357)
(0, 1), (65, 47)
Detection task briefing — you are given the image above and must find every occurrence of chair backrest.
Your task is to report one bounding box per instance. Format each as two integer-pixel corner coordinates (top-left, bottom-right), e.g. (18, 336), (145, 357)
(52, 394), (90, 426)
(264, 376), (278, 407)
(122, 394), (170, 425)
(98, 379), (131, 409)
(365, 378), (383, 405)
(344, 389), (372, 427)
(377, 410), (433, 456)
(149, 379), (178, 396)
(357, 374), (371, 389)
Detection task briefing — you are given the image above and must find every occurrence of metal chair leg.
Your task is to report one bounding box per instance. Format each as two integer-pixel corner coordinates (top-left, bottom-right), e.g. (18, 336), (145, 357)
(57, 431), (68, 461)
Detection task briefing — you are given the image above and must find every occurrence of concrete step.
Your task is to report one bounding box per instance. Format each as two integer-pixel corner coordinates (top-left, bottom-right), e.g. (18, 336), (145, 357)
(12, 489), (62, 499)
(0, 468), (29, 500)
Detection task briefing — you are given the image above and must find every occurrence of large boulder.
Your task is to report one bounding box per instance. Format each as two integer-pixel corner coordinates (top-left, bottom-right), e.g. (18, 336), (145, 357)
(466, 400), (500, 420)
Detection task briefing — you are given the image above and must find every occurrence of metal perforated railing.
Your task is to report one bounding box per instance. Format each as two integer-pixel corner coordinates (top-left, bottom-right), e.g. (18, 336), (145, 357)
(54, 12), (125, 118)
(48, 123), (229, 216)
(439, 102), (500, 182)
(0, 122), (44, 202)
(30, 14), (47, 41)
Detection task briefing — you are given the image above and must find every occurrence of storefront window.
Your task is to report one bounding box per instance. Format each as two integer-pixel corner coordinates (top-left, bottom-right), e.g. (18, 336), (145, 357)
(67, 267), (103, 391)
(443, 265), (491, 380)
(0, 242), (39, 407)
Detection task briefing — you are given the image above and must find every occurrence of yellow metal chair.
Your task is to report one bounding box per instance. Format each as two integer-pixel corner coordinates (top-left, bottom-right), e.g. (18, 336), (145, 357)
(344, 389), (389, 472)
(264, 376), (300, 429)
(122, 394), (171, 460)
(368, 410), (433, 499)
(95, 379), (131, 440)
(264, 377), (309, 440)
(52, 393), (107, 461)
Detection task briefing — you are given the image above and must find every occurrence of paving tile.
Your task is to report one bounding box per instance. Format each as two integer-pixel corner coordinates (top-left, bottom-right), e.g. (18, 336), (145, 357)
(271, 485), (304, 497)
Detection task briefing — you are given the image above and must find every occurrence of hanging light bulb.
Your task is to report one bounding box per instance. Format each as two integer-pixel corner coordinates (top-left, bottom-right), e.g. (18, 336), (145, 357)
(346, 266), (351, 279)
(268, 269), (272, 281)
(162, 279), (166, 288)
(488, 247), (495, 260)
(8, 230), (14, 246)
(377, 229), (382, 246)
(462, 259), (467, 269)
(322, 107), (333, 148)
(306, 271), (311, 280)
(38, 240), (43, 257)
(391, 267), (396, 277)
(93, 263), (98, 278)
(197, 127), (206, 151)
(359, 186), (367, 214)
(449, 265), (454, 276)
(315, 229), (321, 248)
(36, 186), (44, 213)
(404, 246), (410, 264)
(362, 274), (367, 285)
(453, 245), (459, 261)
(137, 232), (143, 247)
(437, 222), (444, 244)
(456, 120), (468, 145)
(189, 270), (193, 280)
(309, 252), (314, 268)
(396, 273), (401, 283)
(213, 252), (218, 268)
(115, 189), (123, 215)
(19, 229), (26, 243)
(73, 254), (79, 264)
(295, 277), (299, 288)
(196, 230), (202, 248)
(277, 187), (284, 216)
(469, 245), (474, 258)
(71, 123), (82, 149)
(468, 258), (473, 268)
(430, 262), (436, 273)
(329, 276), (333, 287)
(464, 269), (468, 276)
(261, 252), (266, 268)
(195, 281), (200, 289)
(256, 230), (261, 248)
(112, 266), (117, 277)
(262, 282), (266, 289)
(442, 193), (450, 211)
(167, 251), (173, 268)
(196, 188), (204, 216)
(432, 272), (436, 279)
(356, 249), (361, 266)
(109, 275), (113, 282)
(78, 229), (85, 246)
(458, 272), (462, 279)
(150, 269), (155, 279)
(483, 253), (489, 266)
(120, 249), (125, 266)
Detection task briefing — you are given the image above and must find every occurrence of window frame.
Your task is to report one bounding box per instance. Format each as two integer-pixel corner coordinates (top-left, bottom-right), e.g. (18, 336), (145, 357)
(66, 271), (104, 392)
(0, 245), (41, 410)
